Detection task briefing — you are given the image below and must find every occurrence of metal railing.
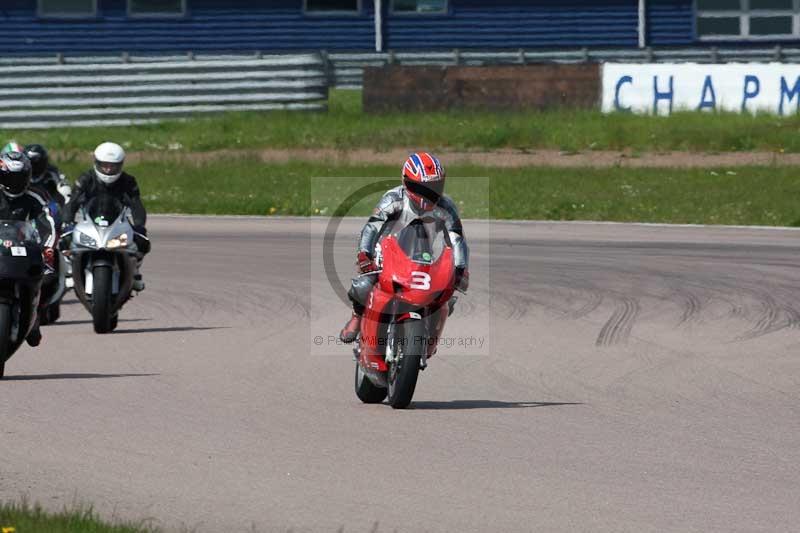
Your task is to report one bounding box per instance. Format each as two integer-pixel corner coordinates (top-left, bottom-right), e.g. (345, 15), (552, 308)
(1, 46), (798, 106)
(326, 46), (800, 88)
(0, 53), (328, 129)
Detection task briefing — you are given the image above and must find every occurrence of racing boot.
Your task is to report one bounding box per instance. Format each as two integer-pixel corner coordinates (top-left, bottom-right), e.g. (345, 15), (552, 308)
(26, 320), (42, 347)
(133, 258), (145, 292)
(339, 311), (362, 344)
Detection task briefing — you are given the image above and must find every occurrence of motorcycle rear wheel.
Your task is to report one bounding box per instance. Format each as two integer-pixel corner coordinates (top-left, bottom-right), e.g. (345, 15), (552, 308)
(355, 361), (387, 404)
(92, 266), (114, 334)
(387, 321), (425, 409)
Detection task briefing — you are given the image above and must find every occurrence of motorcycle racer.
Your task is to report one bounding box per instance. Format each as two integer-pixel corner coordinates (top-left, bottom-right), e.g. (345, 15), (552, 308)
(24, 143), (72, 207)
(339, 152), (469, 343)
(62, 142), (149, 292)
(4, 142), (68, 324)
(0, 150), (57, 347)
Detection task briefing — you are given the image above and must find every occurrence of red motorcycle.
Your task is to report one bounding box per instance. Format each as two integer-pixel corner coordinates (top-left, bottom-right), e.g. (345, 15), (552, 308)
(354, 217), (458, 409)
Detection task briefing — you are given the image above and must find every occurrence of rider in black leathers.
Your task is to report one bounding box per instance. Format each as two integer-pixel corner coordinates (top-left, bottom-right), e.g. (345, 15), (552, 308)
(24, 144), (72, 207)
(0, 150), (57, 346)
(63, 170), (147, 229)
(62, 142), (149, 291)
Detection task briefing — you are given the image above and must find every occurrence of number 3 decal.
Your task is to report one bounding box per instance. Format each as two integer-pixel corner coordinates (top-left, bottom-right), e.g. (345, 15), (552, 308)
(410, 271), (431, 290)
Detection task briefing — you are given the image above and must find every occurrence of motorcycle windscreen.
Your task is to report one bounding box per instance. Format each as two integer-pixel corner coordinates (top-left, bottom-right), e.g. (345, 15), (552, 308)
(84, 194), (125, 227)
(394, 218), (449, 265)
(0, 220), (41, 246)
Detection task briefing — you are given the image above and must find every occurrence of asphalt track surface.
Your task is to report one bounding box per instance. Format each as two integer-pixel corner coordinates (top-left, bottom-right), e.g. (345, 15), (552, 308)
(1, 216), (799, 533)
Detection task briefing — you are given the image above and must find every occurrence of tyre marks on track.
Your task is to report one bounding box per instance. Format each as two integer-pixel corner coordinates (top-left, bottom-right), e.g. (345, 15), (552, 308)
(495, 241), (800, 346)
(567, 287), (604, 320)
(734, 285), (800, 342)
(671, 285), (704, 326)
(595, 297), (640, 347)
(737, 290), (782, 341)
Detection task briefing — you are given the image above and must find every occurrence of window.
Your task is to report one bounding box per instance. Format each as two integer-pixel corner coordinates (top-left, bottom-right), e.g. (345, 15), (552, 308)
(128, 0), (186, 17)
(392, 0), (447, 14)
(38, 0), (97, 18)
(305, 0), (360, 13)
(696, 0), (800, 40)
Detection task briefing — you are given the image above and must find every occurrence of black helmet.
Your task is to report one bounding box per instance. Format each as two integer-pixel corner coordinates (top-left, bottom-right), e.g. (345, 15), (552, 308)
(0, 151), (32, 197)
(24, 144), (49, 182)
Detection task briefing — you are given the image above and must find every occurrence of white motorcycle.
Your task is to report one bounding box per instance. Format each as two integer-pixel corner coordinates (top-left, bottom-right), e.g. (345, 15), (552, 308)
(65, 197), (145, 334)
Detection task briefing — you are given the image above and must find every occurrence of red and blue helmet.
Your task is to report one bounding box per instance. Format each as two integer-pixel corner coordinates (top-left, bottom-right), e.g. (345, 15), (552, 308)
(402, 152), (445, 211)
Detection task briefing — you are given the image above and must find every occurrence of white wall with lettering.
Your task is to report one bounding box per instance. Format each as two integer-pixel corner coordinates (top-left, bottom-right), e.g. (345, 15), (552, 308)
(602, 63), (800, 115)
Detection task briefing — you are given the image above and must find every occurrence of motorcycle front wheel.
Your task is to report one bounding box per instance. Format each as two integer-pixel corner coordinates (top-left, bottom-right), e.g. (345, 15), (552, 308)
(92, 265), (114, 334)
(387, 320), (425, 409)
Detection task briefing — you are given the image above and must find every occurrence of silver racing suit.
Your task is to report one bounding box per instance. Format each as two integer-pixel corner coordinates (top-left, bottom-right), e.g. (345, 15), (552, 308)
(348, 185), (469, 311)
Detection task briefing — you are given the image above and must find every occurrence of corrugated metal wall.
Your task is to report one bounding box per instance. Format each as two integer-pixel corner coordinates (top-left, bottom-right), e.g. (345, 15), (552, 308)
(385, 0), (639, 49)
(0, 0), (376, 53)
(647, 0), (694, 46)
(0, 0), (698, 54)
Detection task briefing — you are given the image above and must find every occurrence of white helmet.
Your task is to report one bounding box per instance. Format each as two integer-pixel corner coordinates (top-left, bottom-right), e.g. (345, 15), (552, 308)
(93, 142), (125, 184)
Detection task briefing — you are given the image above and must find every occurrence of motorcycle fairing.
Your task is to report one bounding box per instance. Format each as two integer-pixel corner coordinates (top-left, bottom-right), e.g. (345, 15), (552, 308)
(358, 231), (456, 374)
(70, 204), (138, 315)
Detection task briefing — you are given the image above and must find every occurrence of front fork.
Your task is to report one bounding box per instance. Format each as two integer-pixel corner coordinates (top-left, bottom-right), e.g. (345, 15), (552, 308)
(385, 315), (432, 371)
(78, 251), (135, 298)
(84, 266), (121, 296)
(356, 297), (451, 372)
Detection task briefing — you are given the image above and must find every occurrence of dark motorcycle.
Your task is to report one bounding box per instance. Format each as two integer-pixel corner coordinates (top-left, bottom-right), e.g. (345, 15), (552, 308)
(0, 220), (45, 379)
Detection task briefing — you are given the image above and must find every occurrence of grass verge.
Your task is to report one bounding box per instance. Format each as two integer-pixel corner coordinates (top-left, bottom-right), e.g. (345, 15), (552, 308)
(0, 500), (158, 533)
(2, 90), (800, 154)
(58, 158), (800, 226)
